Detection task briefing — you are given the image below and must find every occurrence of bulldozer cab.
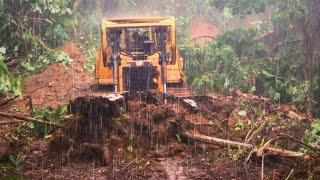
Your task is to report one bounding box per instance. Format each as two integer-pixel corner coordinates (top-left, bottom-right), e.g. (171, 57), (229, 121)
(96, 17), (186, 95)
(121, 28), (154, 55)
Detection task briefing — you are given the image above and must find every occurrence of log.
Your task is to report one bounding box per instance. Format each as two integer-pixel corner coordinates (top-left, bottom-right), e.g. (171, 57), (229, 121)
(183, 131), (306, 158)
(0, 112), (64, 128)
(266, 147), (305, 157)
(183, 131), (252, 149)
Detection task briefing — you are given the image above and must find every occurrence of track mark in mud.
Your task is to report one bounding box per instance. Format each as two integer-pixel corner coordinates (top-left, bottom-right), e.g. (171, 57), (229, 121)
(160, 158), (187, 180)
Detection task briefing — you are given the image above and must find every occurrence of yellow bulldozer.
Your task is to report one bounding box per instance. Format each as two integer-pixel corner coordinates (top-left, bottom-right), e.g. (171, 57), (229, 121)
(95, 17), (190, 97)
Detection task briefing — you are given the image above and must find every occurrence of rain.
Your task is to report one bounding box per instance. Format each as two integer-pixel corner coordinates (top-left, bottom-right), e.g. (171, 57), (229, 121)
(0, 0), (320, 179)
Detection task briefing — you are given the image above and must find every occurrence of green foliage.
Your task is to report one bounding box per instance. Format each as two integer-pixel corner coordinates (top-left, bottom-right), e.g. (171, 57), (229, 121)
(206, 0), (307, 19)
(176, 16), (193, 42)
(0, 0), (76, 57)
(181, 28), (267, 95)
(227, 147), (246, 161)
(0, 47), (22, 96)
(215, 28), (258, 57)
(72, 1), (102, 74)
(180, 23), (314, 112)
(203, 0), (320, 115)
(0, 0), (76, 96)
(246, 42), (269, 57)
(29, 106), (68, 137)
(234, 122), (245, 132)
(73, 0), (101, 35)
(27, 0), (74, 46)
(176, 134), (182, 143)
(9, 153), (23, 171)
(84, 47), (97, 74)
(5, 123), (29, 146)
(260, 70), (309, 104)
(313, 74), (320, 93)
(305, 120), (320, 148)
(192, 74), (220, 94)
(313, 74), (320, 115)
(77, 37), (100, 74)
(0, 0), (76, 97)
(21, 50), (72, 74)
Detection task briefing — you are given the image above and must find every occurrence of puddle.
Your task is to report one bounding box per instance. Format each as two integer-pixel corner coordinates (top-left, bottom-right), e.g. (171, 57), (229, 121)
(160, 158), (187, 180)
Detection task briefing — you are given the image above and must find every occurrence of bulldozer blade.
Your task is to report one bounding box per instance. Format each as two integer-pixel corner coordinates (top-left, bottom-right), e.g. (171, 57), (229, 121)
(103, 93), (124, 102)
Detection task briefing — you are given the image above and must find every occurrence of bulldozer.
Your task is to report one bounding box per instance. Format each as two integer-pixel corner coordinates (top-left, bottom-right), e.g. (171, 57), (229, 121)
(95, 17), (190, 97)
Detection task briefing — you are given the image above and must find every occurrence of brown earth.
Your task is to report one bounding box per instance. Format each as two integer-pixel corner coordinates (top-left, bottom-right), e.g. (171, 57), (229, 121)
(190, 16), (220, 45)
(23, 43), (94, 110)
(0, 43), (319, 179)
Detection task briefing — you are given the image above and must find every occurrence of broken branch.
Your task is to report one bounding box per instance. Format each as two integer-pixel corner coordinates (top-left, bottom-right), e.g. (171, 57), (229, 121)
(285, 169), (294, 180)
(261, 155), (264, 180)
(0, 112), (64, 128)
(277, 133), (320, 152)
(0, 95), (19, 107)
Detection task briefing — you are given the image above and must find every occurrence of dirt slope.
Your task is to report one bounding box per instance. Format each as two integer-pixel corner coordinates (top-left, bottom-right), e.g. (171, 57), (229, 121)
(23, 43), (94, 109)
(190, 16), (220, 45)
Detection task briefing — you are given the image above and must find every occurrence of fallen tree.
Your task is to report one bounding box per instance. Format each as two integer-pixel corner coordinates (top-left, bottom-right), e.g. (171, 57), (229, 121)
(182, 130), (309, 158)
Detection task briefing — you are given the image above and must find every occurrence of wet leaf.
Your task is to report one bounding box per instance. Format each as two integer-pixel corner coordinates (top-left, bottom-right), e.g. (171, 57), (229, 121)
(238, 110), (247, 117)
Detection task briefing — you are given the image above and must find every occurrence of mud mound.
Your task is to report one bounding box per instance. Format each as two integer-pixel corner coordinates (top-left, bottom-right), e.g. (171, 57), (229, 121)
(23, 43), (94, 109)
(46, 95), (186, 168)
(15, 90), (320, 179)
(129, 101), (180, 144)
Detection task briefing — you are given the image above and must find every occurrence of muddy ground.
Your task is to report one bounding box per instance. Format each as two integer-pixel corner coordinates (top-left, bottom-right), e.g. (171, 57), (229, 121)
(0, 44), (319, 179)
